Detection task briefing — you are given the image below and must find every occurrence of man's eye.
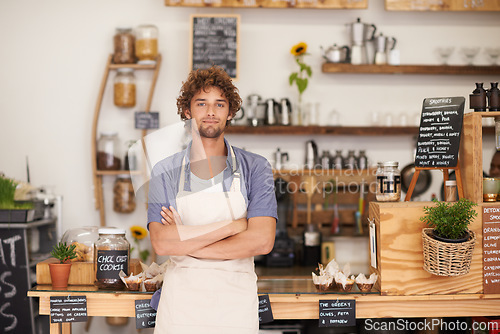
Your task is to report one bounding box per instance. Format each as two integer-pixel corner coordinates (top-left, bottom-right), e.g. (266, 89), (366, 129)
(198, 103), (205, 106)
(217, 104), (224, 107)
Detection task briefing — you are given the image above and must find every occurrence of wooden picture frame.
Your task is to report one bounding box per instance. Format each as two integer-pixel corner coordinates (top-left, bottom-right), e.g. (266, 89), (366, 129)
(189, 14), (240, 81)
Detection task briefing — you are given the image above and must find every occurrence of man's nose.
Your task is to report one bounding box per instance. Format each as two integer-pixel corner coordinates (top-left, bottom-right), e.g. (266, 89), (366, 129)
(207, 104), (215, 116)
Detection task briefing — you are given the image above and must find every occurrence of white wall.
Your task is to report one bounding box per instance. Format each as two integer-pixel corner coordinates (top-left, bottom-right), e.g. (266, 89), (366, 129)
(1, 1), (499, 333)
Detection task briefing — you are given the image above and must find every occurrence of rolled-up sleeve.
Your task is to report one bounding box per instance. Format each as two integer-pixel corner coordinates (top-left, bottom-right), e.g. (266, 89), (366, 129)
(246, 158), (278, 221)
(147, 165), (178, 230)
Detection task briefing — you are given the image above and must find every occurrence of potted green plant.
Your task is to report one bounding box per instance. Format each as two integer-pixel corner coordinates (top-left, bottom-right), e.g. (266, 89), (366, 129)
(420, 198), (478, 276)
(48, 242), (77, 289)
(0, 174), (34, 222)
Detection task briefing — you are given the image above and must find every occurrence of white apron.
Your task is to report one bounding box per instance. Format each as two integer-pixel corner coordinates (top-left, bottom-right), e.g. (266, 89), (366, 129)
(154, 146), (258, 334)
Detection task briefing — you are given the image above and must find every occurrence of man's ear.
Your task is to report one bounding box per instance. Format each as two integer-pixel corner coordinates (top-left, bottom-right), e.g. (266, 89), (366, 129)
(185, 109), (192, 119)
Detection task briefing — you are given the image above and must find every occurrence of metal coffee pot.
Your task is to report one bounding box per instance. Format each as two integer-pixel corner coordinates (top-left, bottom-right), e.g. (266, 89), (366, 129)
(274, 148), (289, 170)
(321, 44), (351, 63)
(279, 98), (292, 126)
(247, 94), (262, 127)
(374, 33), (397, 65)
(305, 140), (319, 169)
(346, 17), (377, 65)
(265, 99), (279, 125)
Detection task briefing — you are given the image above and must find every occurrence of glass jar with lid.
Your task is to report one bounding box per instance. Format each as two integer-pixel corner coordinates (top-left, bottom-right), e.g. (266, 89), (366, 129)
(135, 24), (158, 62)
(113, 27), (136, 64)
(61, 226), (99, 262)
(97, 132), (121, 170)
(376, 161), (401, 202)
(113, 68), (136, 107)
(94, 228), (130, 290)
(113, 176), (136, 213)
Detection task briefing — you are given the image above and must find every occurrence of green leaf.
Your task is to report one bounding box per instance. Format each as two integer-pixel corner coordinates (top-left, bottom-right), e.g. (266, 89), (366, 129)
(289, 73), (298, 86)
(296, 77), (308, 94)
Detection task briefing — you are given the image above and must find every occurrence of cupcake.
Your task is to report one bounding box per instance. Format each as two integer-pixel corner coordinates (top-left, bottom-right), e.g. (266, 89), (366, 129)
(355, 273), (378, 293)
(144, 279), (159, 292)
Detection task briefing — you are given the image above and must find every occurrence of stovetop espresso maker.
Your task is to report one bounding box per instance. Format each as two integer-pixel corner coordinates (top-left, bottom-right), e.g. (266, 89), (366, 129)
(346, 17), (377, 65)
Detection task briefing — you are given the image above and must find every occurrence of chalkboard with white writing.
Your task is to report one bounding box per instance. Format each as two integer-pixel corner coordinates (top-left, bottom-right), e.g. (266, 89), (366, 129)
(414, 97), (465, 168)
(0, 228), (31, 334)
(50, 296), (87, 323)
(135, 299), (157, 329)
(190, 14), (239, 80)
(318, 299), (355, 327)
(483, 206), (500, 294)
(258, 294), (273, 324)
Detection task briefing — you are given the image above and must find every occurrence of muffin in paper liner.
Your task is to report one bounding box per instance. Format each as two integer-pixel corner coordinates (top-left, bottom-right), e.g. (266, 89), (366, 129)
(355, 273), (378, 293)
(119, 271), (144, 291)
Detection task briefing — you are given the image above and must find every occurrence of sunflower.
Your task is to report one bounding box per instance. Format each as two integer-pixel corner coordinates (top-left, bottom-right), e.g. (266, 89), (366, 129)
(290, 42), (307, 56)
(130, 225), (148, 240)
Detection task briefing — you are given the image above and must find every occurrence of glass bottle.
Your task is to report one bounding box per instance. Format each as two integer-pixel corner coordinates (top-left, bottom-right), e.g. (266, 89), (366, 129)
(469, 82), (487, 111)
(376, 161), (401, 202)
(123, 140), (137, 171)
(444, 180), (457, 202)
(135, 24), (158, 62)
(114, 68), (136, 107)
(94, 228), (130, 290)
(345, 150), (357, 169)
(332, 150), (344, 170)
(97, 132), (121, 170)
(113, 176), (136, 213)
(321, 150), (331, 170)
(358, 150), (368, 170)
(113, 27), (136, 64)
(302, 223), (321, 266)
(488, 82), (500, 111)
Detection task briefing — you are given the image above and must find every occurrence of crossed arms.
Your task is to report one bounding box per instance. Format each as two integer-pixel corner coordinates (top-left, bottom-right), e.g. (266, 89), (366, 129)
(149, 206), (276, 260)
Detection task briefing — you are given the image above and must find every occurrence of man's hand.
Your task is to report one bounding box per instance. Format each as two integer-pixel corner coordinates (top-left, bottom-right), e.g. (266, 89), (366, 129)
(160, 206), (183, 226)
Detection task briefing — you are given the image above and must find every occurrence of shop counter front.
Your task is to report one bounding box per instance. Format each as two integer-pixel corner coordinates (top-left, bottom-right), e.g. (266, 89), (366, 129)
(28, 281), (500, 334)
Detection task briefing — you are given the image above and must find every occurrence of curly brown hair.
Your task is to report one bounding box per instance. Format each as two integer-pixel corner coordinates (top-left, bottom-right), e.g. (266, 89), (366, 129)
(176, 66), (242, 124)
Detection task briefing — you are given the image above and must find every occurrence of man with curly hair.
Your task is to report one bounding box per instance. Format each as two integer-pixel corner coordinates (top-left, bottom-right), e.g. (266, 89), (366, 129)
(147, 66), (277, 334)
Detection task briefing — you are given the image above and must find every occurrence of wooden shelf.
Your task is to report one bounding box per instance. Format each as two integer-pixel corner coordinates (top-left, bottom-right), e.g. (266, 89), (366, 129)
(164, 0), (367, 9)
(109, 62), (158, 70)
(322, 63), (500, 75)
(226, 125), (419, 136)
(385, 0), (500, 11)
(95, 170), (142, 176)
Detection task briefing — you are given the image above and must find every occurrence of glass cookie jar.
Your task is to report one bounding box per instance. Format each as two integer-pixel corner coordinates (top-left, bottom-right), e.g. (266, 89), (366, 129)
(94, 228), (130, 290)
(113, 176), (136, 213)
(113, 68), (136, 108)
(135, 24), (158, 62)
(113, 27), (136, 64)
(376, 161), (401, 202)
(97, 132), (121, 170)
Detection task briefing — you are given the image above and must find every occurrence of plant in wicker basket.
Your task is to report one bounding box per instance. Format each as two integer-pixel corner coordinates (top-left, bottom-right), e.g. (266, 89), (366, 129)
(419, 198), (478, 277)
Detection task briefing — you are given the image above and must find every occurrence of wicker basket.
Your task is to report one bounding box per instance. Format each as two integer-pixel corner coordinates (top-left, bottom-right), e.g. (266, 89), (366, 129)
(422, 228), (476, 277)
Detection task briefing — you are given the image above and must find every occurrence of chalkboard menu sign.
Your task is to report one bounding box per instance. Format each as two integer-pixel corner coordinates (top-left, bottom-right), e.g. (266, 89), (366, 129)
(483, 206), (500, 294)
(318, 299), (355, 327)
(135, 299), (156, 329)
(258, 294), (273, 324)
(190, 14), (239, 80)
(0, 228), (31, 334)
(414, 97), (465, 168)
(135, 112), (159, 129)
(50, 296), (87, 323)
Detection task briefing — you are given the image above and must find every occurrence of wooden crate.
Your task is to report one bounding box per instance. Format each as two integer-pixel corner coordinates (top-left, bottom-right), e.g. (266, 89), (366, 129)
(36, 258), (142, 285)
(369, 201), (483, 295)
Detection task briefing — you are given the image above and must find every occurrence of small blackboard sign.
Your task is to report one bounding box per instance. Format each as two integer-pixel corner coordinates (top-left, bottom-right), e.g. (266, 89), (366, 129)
(0, 228), (30, 333)
(135, 299), (156, 329)
(190, 14), (240, 80)
(135, 111), (159, 129)
(318, 299), (355, 327)
(95, 250), (128, 279)
(483, 206), (500, 294)
(258, 294), (274, 324)
(414, 97), (465, 168)
(50, 296), (87, 323)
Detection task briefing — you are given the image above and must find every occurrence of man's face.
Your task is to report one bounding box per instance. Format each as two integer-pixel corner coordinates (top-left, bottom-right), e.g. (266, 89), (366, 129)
(185, 86), (231, 139)
(490, 151), (500, 177)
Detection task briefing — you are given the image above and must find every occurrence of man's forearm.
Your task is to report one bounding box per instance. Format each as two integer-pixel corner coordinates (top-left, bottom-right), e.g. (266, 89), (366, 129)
(149, 219), (246, 256)
(189, 217), (276, 260)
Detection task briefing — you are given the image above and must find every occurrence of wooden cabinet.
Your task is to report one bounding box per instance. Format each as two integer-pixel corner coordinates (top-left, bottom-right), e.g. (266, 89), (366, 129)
(91, 55), (162, 226)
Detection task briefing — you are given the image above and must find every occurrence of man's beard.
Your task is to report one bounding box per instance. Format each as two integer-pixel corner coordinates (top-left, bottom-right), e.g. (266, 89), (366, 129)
(198, 122), (224, 138)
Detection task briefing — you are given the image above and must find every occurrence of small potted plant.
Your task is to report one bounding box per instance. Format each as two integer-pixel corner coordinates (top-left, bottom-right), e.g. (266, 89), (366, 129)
(420, 198), (478, 276)
(48, 242), (77, 289)
(0, 174), (34, 222)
